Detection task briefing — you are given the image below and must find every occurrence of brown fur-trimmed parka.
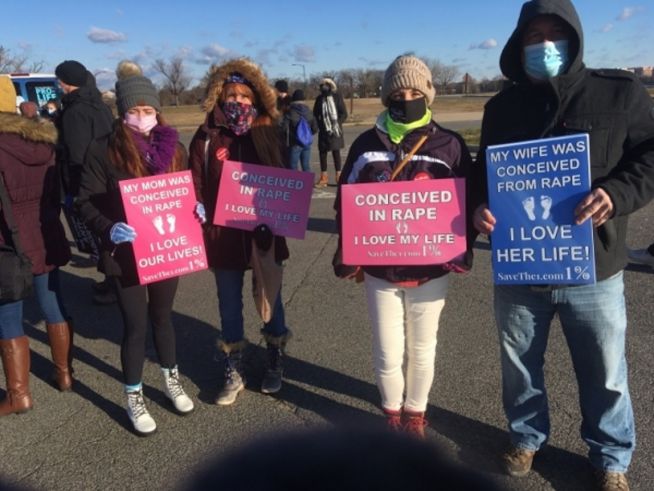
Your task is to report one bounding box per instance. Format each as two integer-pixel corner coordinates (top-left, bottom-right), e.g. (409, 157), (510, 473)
(190, 58), (289, 270)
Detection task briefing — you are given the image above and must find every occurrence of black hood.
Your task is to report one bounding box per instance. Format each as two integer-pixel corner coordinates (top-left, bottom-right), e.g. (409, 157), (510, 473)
(500, 0), (584, 83)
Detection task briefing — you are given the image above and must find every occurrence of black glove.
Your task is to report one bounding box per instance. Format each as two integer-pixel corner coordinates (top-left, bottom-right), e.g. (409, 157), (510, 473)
(332, 246), (358, 278)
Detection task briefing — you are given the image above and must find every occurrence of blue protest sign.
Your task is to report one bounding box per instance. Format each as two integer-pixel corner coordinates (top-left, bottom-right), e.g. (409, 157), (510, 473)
(486, 134), (595, 285)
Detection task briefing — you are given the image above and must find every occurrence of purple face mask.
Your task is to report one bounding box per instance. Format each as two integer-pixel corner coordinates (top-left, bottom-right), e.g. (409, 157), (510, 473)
(222, 101), (258, 135)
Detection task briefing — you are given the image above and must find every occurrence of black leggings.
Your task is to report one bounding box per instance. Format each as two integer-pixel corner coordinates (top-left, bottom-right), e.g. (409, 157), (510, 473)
(113, 277), (179, 385)
(319, 150), (342, 172)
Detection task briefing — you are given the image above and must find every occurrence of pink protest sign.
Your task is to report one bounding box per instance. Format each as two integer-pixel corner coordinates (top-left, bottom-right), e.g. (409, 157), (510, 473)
(341, 178), (466, 265)
(214, 160), (313, 239)
(119, 170), (208, 285)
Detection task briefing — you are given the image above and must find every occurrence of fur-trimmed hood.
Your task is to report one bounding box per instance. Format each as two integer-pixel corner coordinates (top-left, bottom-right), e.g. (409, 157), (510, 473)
(320, 78), (338, 92)
(202, 58), (278, 119)
(0, 112), (58, 144)
(0, 112), (57, 167)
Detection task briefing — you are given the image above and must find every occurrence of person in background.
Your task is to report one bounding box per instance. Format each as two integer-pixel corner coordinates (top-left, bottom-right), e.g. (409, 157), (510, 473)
(283, 89), (318, 172)
(189, 58), (292, 406)
(0, 75), (72, 415)
(313, 78), (347, 187)
(76, 61), (195, 436)
(41, 99), (60, 122)
(55, 59), (115, 305)
(471, 1), (654, 488)
(333, 55), (473, 438)
(274, 79), (290, 112)
(18, 101), (39, 120)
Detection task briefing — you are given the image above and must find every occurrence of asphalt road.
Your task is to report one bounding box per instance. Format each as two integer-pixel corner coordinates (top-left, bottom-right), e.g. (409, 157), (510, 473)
(1, 121), (653, 490)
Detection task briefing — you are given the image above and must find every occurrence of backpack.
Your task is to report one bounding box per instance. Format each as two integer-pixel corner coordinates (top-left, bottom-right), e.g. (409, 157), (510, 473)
(295, 115), (313, 147)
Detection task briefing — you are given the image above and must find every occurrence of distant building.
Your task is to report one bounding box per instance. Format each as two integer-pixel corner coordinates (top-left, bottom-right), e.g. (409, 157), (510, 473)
(623, 66), (653, 77)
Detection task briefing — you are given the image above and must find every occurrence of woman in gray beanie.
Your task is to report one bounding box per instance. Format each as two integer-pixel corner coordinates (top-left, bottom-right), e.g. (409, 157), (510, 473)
(333, 54), (474, 438)
(77, 60), (199, 436)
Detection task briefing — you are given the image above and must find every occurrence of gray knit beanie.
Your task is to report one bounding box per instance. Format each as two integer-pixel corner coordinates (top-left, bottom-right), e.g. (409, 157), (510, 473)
(381, 55), (435, 107)
(114, 60), (160, 115)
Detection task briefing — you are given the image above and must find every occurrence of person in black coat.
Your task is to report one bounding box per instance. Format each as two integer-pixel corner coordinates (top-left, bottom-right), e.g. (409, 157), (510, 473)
(312, 78), (347, 187)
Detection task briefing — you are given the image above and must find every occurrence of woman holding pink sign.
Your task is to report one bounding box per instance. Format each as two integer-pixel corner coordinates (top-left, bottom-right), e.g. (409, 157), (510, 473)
(77, 61), (196, 436)
(189, 58), (292, 406)
(333, 55), (474, 438)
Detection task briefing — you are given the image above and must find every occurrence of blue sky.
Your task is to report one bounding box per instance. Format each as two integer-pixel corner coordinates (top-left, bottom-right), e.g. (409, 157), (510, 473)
(3, 0), (653, 90)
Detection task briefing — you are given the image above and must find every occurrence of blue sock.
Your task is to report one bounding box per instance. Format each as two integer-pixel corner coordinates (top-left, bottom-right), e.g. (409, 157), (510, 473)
(125, 382), (142, 393)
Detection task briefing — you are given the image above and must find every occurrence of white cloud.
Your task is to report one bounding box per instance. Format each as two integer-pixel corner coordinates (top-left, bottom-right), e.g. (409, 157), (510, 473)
(600, 23), (614, 33)
(469, 38), (497, 50)
(87, 27), (127, 43)
(616, 6), (645, 21)
(195, 43), (236, 65)
(292, 44), (315, 63)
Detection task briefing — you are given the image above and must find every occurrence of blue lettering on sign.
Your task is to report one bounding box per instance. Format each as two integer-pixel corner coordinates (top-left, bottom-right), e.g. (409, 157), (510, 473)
(35, 86), (58, 106)
(486, 134), (595, 285)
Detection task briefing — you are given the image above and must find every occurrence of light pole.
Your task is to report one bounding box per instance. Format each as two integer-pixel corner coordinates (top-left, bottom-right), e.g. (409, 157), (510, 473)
(292, 63), (306, 86)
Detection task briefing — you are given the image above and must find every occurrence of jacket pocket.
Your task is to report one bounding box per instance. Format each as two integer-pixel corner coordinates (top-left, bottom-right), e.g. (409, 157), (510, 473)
(562, 116), (611, 168)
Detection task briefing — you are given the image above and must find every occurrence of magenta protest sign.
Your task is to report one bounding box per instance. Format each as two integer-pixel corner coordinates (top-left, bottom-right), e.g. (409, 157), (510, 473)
(341, 178), (466, 265)
(119, 170), (208, 285)
(214, 160), (313, 239)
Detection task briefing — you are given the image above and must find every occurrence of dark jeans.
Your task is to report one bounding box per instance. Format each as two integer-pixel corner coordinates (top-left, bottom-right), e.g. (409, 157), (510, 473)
(113, 277), (179, 385)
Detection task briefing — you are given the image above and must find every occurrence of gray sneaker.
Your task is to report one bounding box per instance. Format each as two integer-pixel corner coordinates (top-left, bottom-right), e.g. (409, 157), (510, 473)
(261, 368), (282, 394)
(628, 248), (654, 267)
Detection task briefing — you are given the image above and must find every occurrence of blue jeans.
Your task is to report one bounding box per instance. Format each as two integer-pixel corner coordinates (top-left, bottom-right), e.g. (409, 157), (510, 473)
(0, 270), (68, 339)
(214, 269), (288, 344)
(288, 145), (311, 172)
(494, 272), (634, 472)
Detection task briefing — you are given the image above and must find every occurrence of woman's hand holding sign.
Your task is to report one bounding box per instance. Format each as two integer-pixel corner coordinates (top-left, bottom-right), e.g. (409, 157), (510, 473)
(110, 222), (137, 244)
(473, 203), (497, 235)
(194, 202), (207, 224)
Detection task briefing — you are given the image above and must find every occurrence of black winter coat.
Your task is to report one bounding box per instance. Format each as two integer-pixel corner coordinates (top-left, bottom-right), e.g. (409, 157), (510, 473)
(473, 0), (654, 281)
(334, 119), (474, 283)
(76, 133), (188, 286)
(313, 92), (347, 152)
(58, 86), (113, 197)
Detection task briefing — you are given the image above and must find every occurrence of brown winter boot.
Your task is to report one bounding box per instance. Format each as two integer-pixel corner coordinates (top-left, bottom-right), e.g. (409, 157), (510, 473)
(46, 322), (73, 391)
(314, 172), (328, 188)
(0, 336), (33, 416)
(403, 410), (427, 439)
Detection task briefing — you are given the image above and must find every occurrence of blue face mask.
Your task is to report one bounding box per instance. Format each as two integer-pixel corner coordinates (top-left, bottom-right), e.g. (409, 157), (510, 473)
(523, 40), (569, 80)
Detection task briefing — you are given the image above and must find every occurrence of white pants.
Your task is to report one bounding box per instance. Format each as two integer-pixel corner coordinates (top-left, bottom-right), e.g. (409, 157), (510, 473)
(364, 273), (449, 413)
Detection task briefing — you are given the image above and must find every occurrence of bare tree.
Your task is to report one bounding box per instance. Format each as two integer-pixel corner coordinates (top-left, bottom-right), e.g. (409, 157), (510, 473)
(423, 57), (460, 94)
(153, 56), (191, 106)
(0, 45), (45, 73)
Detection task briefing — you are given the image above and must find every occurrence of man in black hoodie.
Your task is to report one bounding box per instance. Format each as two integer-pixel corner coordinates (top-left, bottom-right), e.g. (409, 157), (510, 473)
(472, 1), (654, 489)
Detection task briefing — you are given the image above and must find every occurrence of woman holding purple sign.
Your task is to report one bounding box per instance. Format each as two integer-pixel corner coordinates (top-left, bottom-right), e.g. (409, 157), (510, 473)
(189, 58), (291, 405)
(333, 55), (474, 438)
(77, 61), (195, 436)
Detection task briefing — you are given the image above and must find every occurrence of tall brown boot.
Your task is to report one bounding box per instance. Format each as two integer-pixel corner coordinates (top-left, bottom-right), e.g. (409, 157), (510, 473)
(0, 336), (33, 416)
(46, 322), (73, 391)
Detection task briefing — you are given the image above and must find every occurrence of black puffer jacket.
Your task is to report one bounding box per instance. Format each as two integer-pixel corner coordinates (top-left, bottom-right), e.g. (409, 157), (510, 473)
(58, 85), (113, 196)
(334, 118), (474, 283)
(474, 0), (654, 281)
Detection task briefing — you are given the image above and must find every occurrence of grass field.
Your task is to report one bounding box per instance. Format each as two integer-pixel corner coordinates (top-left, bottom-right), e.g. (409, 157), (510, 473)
(161, 95), (491, 129)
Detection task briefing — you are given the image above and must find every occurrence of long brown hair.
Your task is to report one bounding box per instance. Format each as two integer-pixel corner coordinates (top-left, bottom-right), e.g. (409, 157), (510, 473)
(220, 83), (283, 168)
(108, 114), (186, 177)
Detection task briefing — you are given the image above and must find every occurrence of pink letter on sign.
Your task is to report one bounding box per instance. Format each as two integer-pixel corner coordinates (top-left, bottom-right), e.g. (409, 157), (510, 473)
(214, 160), (313, 239)
(341, 178), (466, 265)
(119, 170), (208, 285)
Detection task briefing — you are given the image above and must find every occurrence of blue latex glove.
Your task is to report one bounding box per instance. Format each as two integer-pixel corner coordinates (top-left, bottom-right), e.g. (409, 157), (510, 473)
(195, 202), (207, 224)
(109, 222), (137, 244)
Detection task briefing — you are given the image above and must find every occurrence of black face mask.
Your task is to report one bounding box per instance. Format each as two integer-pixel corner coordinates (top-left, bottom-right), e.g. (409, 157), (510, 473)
(320, 86), (331, 95)
(388, 97), (426, 124)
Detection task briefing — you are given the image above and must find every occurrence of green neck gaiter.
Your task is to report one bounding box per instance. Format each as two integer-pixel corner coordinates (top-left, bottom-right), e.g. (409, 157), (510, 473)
(384, 109), (432, 144)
